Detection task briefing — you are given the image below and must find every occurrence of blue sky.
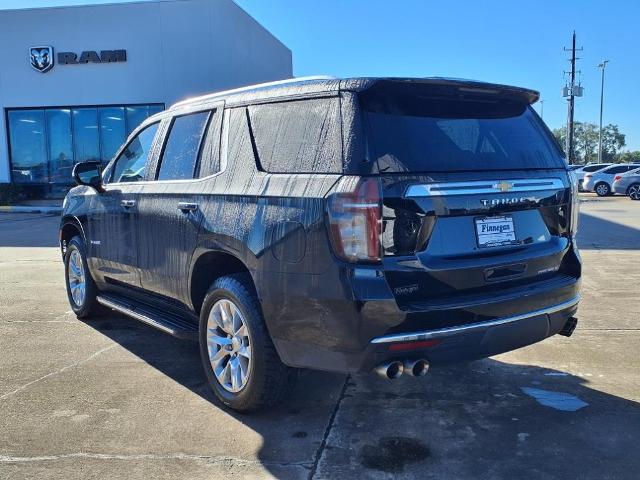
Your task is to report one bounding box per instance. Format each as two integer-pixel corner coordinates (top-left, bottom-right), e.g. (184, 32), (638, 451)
(3, 0), (639, 150)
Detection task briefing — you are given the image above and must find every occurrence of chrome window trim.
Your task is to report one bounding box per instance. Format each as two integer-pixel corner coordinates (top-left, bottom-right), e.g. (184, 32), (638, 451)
(370, 295), (580, 344)
(404, 178), (565, 198)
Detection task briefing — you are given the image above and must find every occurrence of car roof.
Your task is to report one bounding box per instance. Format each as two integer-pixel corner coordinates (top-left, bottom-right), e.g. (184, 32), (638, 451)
(168, 76), (540, 111)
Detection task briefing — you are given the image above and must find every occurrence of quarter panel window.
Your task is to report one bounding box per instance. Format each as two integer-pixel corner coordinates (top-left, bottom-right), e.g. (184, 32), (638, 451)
(157, 111), (210, 181)
(247, 98), (342, 174)
(111, 123), (159, 183)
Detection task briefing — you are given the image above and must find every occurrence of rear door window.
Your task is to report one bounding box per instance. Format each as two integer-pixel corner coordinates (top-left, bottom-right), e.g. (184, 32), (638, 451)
(157, 111), (210, 181)
(360, 90), (565, 173)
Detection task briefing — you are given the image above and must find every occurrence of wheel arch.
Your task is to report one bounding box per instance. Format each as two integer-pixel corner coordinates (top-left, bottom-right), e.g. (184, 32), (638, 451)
(189, 249), (256, 316)
(626, 182), (640, 194)
(59, 215), (87, 258)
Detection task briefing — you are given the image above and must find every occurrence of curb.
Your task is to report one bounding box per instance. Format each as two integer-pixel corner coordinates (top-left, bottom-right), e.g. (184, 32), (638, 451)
(0, 205), (62, 214)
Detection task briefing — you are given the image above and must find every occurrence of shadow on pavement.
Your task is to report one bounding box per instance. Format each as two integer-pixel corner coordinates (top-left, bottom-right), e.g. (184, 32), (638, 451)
(0, 214), (60, 248)
(81, 314), (640, 479)
(80, 314), (345, 478)
(577, 212), (639, 250)
(320, 358), (640, 479)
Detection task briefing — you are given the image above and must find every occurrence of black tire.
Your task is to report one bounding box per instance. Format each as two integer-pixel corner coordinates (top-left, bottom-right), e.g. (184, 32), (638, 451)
(199, 273), (297, 412)
(595, 182), (611, 197)
(628, 184), (640, 201)
(64, 236), (101, 318)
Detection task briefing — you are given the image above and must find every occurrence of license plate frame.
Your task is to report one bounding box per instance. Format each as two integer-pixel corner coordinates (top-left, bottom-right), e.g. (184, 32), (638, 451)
(475, 215), (517, 248)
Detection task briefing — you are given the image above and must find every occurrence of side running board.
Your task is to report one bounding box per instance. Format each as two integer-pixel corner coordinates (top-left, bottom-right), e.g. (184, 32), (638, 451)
(97, 294), (199, 341)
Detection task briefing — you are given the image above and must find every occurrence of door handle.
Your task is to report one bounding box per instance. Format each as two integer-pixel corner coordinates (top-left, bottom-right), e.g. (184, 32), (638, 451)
(121, 199), (136, 208)
(178, 202), (198, 212)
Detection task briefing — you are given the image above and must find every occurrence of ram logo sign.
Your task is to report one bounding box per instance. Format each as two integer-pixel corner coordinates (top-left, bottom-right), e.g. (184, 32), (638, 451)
(58, 50), (127, 65)
(29, 47), (127, 73)
(29, 46), (54, 73)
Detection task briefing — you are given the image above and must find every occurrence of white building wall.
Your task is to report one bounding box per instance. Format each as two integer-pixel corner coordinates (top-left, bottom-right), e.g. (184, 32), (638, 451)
(0, 0), (292, 183)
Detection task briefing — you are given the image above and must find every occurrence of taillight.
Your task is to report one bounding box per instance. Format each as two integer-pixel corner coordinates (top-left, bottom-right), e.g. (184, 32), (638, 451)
(568, 171), (580, 236)
(584, 174), (593, 178)
(326, 177), (382, 263)
(614, 175), (622, 182)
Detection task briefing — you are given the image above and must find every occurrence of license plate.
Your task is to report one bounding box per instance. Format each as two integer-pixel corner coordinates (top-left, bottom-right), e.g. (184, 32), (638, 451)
(475, 216), (517, 248)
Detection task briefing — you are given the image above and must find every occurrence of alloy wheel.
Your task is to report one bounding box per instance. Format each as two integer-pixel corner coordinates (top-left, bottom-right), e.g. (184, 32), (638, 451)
(67, 249), (86, 307)
(630, 185), (640, 201)
(206, 299), (252, 393)
(596, 184), (609, 196)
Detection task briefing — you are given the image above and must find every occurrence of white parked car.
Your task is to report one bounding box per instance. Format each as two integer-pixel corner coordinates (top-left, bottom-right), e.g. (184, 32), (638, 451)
(571, 163), (612, 191)
(582, 164), (640, 196)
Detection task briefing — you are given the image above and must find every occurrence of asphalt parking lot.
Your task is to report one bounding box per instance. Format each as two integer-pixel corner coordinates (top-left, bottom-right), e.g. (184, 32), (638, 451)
(1, 194), (638, 480)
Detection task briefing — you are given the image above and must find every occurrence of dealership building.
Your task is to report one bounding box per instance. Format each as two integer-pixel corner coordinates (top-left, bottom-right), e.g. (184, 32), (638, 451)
(0, 0), (292, 198)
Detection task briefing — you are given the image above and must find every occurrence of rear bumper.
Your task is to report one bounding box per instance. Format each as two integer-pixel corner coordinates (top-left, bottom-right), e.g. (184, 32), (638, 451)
(264, 265), (581, 374)
(581, 179), (596, 191)
(371, 296), (579, 345)
(612, 183), (627, 195)
(363, 296), (579, 368)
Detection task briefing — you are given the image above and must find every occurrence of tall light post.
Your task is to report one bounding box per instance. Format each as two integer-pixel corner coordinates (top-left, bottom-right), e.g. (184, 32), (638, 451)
(598, 60), (609, 163)
(539, 99), (545, 120)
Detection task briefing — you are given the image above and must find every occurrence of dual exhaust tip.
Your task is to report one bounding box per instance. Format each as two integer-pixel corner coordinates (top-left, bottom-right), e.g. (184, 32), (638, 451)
(375, 359), (429, 379)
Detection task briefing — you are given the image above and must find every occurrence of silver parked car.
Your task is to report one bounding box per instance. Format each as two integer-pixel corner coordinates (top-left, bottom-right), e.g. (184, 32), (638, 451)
(612, 168), (640, 200)
(583, 163), (640, 196)
(572, 163), (612, 191)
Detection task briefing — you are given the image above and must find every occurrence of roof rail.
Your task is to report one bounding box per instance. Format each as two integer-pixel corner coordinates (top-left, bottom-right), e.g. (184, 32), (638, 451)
(171, 75), (335, 109)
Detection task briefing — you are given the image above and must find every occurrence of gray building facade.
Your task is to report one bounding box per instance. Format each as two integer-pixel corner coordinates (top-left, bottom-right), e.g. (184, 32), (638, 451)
(0, 0), (292, 197)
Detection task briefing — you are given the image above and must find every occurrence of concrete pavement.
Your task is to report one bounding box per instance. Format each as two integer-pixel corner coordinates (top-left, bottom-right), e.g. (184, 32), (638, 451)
(0, 195), (638, 479)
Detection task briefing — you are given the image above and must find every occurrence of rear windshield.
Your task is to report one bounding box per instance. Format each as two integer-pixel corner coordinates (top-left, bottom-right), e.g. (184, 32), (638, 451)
(360, 92), (565, 173)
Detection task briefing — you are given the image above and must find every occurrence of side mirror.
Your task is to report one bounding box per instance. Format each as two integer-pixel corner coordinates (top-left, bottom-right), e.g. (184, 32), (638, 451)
(72, 161), (104, 192)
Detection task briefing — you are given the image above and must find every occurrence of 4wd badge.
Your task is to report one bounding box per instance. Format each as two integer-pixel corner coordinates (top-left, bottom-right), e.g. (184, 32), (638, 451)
(30, 46), (54, 73)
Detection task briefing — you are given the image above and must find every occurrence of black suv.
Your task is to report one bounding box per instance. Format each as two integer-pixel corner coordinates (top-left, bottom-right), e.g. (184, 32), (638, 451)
(60, 77), (581, 412)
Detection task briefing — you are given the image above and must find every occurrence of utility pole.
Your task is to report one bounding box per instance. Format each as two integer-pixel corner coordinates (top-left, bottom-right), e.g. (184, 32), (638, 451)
(563, 31), (583, 164)
(539, 100), (545, 120)
(598, 60), (609, 163)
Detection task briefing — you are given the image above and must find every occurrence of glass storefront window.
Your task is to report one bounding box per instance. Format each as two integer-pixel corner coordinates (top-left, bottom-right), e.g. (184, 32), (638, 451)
(72, 108), (100, 163)
(99, 107), (126, 164)
(149, 105), (164, 117)
(125, 106), (149, 135)
(8, 110), (48, 183)
(46, 109), (74, 184)
(7, 103), (164, 192)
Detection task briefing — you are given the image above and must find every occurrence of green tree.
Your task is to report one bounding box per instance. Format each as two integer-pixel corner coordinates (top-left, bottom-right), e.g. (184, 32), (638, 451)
(574, 122), (599, 163)
(551, 122), (626, 164)
(617, 151), (640, 163)
(600, 124), (626, 161)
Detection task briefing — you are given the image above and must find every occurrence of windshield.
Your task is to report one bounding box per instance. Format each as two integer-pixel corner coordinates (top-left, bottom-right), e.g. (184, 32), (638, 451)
(361, 93), (565, 173)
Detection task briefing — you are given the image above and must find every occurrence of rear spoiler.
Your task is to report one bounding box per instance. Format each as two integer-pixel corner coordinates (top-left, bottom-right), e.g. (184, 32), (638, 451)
(359, 78), (540, 105)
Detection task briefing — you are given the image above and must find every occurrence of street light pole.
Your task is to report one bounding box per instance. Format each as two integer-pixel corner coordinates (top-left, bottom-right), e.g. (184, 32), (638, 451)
(539, 99), (545, 120)
(598, 60), (609, 163)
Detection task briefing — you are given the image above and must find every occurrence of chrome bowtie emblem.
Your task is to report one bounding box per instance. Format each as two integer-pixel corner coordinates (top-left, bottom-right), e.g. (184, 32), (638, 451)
(30, 46), (54, 73)
(494, 181), (514, 192)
